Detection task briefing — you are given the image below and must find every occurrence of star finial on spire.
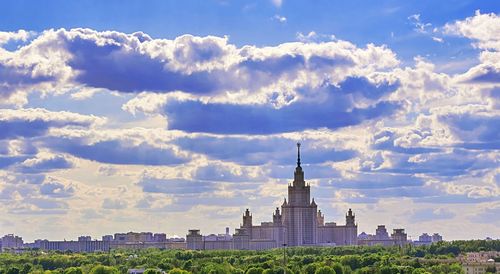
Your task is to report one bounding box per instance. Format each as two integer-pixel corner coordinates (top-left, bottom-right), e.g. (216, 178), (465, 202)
(297, 142), (301, 167)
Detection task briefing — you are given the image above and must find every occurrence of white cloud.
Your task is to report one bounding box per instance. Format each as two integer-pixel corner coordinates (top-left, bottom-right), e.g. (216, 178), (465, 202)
(0, 28), (400, 109)
(444, 10), (500, 50)
(408, 14), (433, 34)
(0, 108), (105, 126)
(296, 31), (336, 43)
(272, 14), (287, 23)
(102, 198), (128, 209)
(0, 30), (34, 45)
(442, 11), (500, 85)
(432, 37), (443, 43)
(271, 0), (283, 8)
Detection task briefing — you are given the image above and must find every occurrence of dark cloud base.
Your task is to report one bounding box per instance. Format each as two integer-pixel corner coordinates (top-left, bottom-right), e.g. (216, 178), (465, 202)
(165, 77), (401, 134)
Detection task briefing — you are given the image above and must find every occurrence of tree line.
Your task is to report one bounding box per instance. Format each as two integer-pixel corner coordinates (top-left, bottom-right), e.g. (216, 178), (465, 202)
(0, 240), (498, 274)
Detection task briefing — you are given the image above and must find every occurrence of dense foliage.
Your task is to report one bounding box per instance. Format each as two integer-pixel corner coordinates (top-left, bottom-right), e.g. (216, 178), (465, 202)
(0, 240), (498, 274)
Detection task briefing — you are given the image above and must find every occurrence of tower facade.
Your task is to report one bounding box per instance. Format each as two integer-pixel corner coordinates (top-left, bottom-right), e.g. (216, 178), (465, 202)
(281, 143), (318, 246)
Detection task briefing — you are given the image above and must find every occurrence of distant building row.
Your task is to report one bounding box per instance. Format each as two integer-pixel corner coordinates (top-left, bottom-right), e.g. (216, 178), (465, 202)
(357, 225), (443, 246)
(0, 228), (448, 253)
(185, 225), (442, 251)
(1, 232), (186, 253)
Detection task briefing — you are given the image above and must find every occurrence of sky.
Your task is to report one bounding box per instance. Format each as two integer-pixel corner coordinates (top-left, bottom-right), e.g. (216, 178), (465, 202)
(0, 0), (499, 242)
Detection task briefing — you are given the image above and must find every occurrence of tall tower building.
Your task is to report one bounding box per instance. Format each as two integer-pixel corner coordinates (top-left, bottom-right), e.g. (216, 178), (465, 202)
(281, 143), (318, 246)
(190, 143), (358, 250)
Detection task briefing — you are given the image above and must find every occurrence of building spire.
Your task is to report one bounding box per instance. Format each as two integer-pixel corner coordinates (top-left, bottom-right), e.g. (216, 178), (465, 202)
(297, 142), (301, 167)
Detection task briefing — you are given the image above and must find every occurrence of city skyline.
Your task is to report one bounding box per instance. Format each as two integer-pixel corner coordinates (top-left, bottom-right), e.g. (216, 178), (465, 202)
(1, 149), (445, 252)
(0, 0), (499, 242)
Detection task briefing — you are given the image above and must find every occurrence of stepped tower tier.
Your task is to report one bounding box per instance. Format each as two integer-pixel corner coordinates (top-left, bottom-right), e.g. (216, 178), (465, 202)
(288, 143), (310, 206)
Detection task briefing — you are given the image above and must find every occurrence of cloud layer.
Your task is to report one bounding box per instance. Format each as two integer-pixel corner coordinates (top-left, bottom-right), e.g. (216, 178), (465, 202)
(0, 10), (499, 240)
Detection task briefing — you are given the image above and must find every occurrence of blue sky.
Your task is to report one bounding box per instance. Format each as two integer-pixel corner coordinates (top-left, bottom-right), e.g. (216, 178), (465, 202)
(0, 0), (499, 241)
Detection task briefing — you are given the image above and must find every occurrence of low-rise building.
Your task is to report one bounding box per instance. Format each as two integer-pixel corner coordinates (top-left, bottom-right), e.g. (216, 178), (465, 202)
(114, 232), (154, 243)
(102, 235), (113, 241)
(460, 251), (500, 263)
(1, 234), (24, 251)
(419, 233), (432, 243)
(462, 261), (500, 274)
(78, 236), (92, 241)
(432, 233), (443, 242)
(413, 233), (443, 246)
(358, 226), (412, 247)
(391, 229), (408, 246)
(38, 239), (110, 252)
(154, 233), (167, 242)
(186, 230), (204, 250)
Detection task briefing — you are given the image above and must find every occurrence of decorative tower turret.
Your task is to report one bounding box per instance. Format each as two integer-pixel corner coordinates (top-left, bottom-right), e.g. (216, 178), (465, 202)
(273, 207), (282, 224)
(317, 210), (325, 226)
(346, 208), (355, 226)
(343, 208), (357, 245)
(243, 208), (252, 227)
(242, 208), (253, 236)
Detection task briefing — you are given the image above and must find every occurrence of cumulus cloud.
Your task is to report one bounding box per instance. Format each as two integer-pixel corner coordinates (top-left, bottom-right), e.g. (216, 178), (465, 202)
(445, 11), (500, 84)
(0, 108), (104, 139)
(410, 208), (455, 222)
(271, 0), (283, 8)
(1, 28), (399, 107)
(193, 163), (263, 182)
(9, 198), (68, 215)
(444, 10), (500, 50)
(17, 153), (74, 173)
(39, 181), (75, 198)
(324, 173), (425, 190)
(408, 14), (433, 34)
(0, 139), (38, 156)
(44, 136), (189, 166)
(0, 109), (102, 170)
(0, 155), (30, 168)
(272, 15), (287, 23)
(383, 149), (494, 177)
(441, 111), (500, 149)
(0, 30), (34, 45)
(175, 134), (356, 166)
(268, 164), (340, 179)
(0, 172), (73, 215)
(296, 31), (336, 43)
(102, 198), (128, 209)
(139, 177), (215, 195)
(164, 77), (400, 134)
(471, 203), (500, 224)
